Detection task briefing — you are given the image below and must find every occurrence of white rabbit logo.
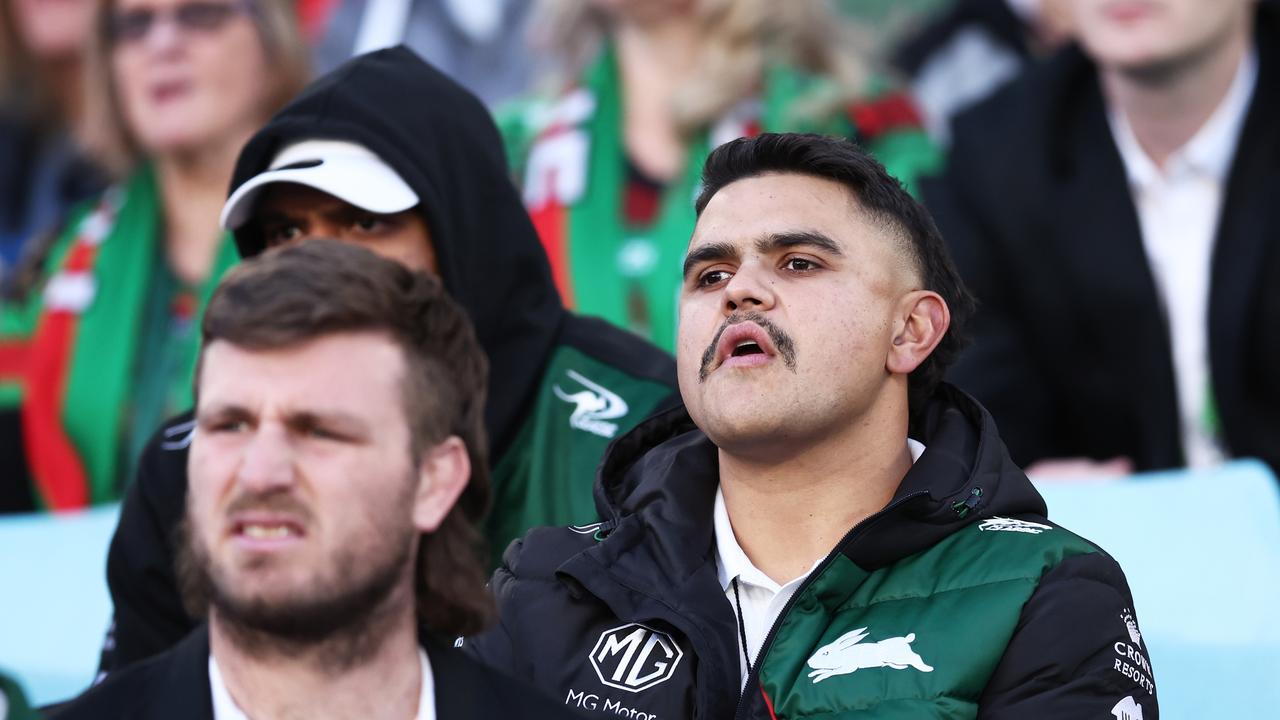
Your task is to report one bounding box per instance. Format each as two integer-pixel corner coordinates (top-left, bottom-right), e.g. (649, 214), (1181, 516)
(806, 628), (934, 683)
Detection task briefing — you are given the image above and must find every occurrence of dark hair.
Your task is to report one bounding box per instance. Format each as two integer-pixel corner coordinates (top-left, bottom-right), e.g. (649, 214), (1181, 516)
(198, 239), (494, 637)
(695, 132), (975, 416)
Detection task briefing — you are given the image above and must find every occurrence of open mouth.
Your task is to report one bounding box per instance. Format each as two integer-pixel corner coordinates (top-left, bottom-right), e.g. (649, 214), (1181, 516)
(730, 340), (765, 358)
(230, 517), (306, 545)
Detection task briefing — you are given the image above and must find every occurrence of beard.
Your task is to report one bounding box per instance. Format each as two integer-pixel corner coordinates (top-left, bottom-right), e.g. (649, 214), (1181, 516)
(176, 490), (418, 669)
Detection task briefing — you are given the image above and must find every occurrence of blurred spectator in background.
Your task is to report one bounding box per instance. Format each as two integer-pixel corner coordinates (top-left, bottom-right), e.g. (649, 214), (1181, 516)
(311, 0), (540, 106)
(928, 0), (1280, 478)
(0, 0), (309, 513)
(0, 0), (106, 285)
(99, 47), (677, 674)
(893, 0), (1075, 144)
(500, 0), (940, 350)
(0, 671), (38, 720)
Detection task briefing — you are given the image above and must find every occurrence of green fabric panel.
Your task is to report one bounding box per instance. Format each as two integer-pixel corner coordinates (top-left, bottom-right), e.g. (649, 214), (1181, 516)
(867, 129), (943, 198)
(485, 345), (672, 557)
(63, 170), (159, 505)
(0, 671), (38, 720)
(493, 97), (544, 184)
(760, 523), (1098, 719)
(177, 238), (239, 410)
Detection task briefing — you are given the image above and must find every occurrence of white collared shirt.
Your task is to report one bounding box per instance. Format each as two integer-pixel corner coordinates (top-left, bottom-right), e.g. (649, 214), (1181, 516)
(714, 439), (926, 689)
(209, 647), (435, 720)
(1106, 48), (1257, 468)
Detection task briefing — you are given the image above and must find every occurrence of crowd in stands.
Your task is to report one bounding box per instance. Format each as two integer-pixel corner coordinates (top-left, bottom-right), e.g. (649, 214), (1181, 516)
(0, 0), (1275, 717)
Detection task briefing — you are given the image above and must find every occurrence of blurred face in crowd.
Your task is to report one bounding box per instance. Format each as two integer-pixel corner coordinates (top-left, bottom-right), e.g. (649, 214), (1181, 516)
(184, 331), (458, 637)
(1070, 0), (1254, 74)
(253, 184), (440, 275)
(111, 0), (273, 157)
(13, 0), (96, 59)
(677, 172), (934, 458)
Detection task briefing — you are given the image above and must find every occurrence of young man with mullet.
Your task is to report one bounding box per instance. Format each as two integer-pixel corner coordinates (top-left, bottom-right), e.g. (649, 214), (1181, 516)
(466, 134), (1158, 719)
(53, 242), (576, 719)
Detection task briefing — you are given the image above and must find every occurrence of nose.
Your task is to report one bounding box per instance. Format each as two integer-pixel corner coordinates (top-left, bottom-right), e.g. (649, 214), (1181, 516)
(142, 12), (185, 56)
(722, 263), (776, 315)
(235, 423), (295, 493)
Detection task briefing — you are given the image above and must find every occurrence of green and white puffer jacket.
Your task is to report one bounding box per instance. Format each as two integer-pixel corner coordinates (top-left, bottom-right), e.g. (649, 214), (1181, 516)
(466, 384), (1159, 719)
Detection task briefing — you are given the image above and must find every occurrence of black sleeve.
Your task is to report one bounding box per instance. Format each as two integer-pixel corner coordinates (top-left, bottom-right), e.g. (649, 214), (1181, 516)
(98, 414), (196, 674)
(459, 546), (523, 677)
(978, 552), (1159, 719)
(923, 146), (1059, 467)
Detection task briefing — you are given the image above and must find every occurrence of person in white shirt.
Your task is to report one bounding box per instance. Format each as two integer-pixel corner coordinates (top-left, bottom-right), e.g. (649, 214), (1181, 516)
(51, 241), (579, 720)
(928, 0), (1280, 478)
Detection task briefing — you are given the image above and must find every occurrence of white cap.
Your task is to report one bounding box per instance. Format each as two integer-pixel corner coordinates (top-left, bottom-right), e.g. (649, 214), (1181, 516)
(220, 139), (419, 231)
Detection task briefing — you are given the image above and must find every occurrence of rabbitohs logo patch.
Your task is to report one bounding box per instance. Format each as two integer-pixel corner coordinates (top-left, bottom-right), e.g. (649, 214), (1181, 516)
(806, 628), (934, 683)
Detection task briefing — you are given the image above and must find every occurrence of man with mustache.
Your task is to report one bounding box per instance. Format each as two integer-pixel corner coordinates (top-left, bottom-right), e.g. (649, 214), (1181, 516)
(52, 241), (578, 719)
(464, 133), (1157, 719)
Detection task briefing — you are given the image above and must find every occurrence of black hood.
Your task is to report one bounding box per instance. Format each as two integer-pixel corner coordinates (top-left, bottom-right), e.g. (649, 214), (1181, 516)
(591, 383), (1047, 574)
(227, 46), (565, 458)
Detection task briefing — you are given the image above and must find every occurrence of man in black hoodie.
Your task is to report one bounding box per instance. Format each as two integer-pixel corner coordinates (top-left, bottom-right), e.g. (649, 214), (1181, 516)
(99, 46), (677, 673)
(463, 134), (1157, 719)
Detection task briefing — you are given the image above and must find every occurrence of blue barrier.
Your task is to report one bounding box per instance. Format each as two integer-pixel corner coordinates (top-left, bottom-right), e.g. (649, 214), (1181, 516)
(0, 503), (120, 707)
(1, 461), (1277, 713)
(1035, 459), (1280, 719)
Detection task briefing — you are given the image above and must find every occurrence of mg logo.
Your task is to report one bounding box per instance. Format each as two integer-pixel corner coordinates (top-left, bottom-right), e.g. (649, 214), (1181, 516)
(589, 623), (683, 692)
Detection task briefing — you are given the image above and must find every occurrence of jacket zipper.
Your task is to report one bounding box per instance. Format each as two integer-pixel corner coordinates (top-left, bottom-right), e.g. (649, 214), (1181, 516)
(731, 490), (931, 720)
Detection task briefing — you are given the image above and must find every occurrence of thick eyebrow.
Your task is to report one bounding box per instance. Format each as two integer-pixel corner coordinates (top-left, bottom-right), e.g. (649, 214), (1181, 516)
(195, 403), (254, 427)
(285, 410), (371, 439)
(195, 403), (371, 438)
(756, 231), (845, 257)
(682, 241), (739, 281)
(682, 231), (845, 280)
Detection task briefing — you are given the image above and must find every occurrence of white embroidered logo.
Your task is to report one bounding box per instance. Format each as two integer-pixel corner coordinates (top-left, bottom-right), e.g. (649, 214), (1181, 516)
(1121, 608), (1143, 648)
(978, 517), (1052, 535)
(1111, 696), (1144, 720)
(553, 369), (629, 439)
(159, 419), (198, 450)
(806, 628), (934, 683)
(568, 522), (606, 535)
(590, 624), (683, 693)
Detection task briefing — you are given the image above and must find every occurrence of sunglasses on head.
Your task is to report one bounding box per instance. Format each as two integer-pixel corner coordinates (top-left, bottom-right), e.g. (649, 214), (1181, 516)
(110, 0), (251, 44)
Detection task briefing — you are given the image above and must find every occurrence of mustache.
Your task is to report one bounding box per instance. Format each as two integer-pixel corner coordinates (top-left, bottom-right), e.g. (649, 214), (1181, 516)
(698, 311), (797, 382)
(223, 490), (313, 524)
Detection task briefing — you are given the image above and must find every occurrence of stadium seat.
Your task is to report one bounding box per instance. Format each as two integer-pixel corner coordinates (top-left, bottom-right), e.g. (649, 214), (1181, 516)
(0, 504), (120, 706)
(1035, 460), (1280, 720)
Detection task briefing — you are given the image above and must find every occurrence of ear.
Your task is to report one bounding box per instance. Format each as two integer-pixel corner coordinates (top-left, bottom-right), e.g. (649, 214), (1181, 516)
(411, 435), (471, 533)
(886, 290), (950, 376)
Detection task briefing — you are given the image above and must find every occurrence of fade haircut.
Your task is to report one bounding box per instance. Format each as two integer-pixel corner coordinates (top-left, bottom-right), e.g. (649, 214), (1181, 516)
(694, 132), (975, 416)
(197, 239), (493, 636)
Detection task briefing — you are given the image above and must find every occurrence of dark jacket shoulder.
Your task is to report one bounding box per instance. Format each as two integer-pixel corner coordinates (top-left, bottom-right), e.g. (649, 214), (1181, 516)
(52, 626), (213, 720)
(557, 314), (677, 395)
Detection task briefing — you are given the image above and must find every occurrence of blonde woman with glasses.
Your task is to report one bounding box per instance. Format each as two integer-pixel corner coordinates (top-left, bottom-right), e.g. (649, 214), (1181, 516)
(0, 0), (308, 513)
(500, 0), (941, 351)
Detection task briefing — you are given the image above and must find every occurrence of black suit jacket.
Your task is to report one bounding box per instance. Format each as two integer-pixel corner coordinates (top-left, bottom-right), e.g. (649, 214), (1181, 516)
(925, 6), (1280, 475)
(51, 626), (583, 719)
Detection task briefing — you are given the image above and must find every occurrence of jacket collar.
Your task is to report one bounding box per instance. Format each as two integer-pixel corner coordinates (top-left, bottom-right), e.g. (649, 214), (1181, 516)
(590, 383), (1045, 577)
